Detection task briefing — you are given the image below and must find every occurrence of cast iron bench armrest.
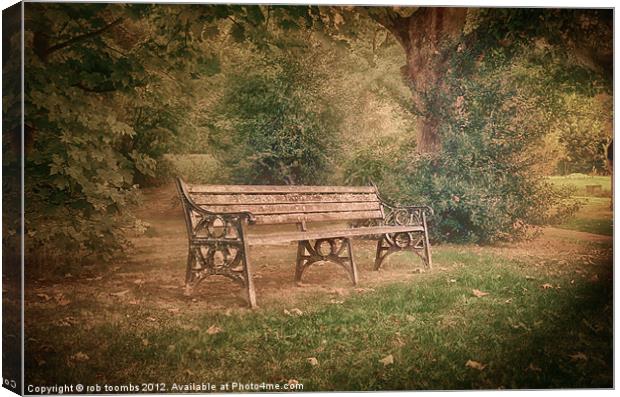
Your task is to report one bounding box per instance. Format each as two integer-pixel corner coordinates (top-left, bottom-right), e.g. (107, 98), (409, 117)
(369, 182), (433, 220)
(176, 177), (256, 223)
(379, 200), (434, 227)
(390, 205), (434, 217)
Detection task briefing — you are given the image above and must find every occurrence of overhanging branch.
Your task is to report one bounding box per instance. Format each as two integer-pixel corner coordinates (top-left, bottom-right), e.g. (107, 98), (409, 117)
(42, 17), (124, 59)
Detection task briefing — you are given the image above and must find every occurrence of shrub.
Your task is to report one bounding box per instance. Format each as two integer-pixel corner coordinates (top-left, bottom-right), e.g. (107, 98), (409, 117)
(388, 46), (582, 244)
(209, 52), (342, 185)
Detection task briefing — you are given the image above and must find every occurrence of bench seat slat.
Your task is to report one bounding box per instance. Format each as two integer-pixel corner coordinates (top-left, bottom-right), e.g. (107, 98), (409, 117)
(189, 193), (380, 205)
(247, 225), (425, 245)
(188, 185), (376, 194)
(252, 210), (384, 225)
(198, 201), (381, 215)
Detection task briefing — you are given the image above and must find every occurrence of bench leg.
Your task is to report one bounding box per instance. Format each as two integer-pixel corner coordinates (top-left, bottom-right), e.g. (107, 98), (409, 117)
(240, 222), (258, 309)
(184, 247), (196, 296)
(374, 231), (432, 270)
(295, 238), (358, 285)
(344, 238), (359, 285)
(374, 237), (390, 271)
(182, 243), (257, 308)
(421, 212), (433, 269)
(295, 241), (309, 283)
(241, 253), (258, 309)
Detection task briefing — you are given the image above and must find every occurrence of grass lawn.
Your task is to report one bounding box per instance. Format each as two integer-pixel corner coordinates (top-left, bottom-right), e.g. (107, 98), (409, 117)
(22, 184), (613, 391)
(548, 175), (611, 197)
(556, 197), (613, 236)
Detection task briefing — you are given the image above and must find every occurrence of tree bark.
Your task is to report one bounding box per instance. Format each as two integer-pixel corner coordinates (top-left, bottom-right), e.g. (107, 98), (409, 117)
(368, 7), (612, 153)
(369, 7), (468, 153)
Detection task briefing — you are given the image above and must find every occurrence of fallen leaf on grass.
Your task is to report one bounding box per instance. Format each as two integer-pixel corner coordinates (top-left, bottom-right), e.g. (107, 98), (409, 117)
(142, 339), (149, 347)
(393, 333), (406, 347)
(36, 293), (51, 302)
(287, 379), (299, 386)
(379, 354), (394, 366)
(541, 283), (554, 290)
(284, 308), (303, 316)
(307, 357), (319, 366)
(207, 325), (222, 335)
(472, 289), (489, 298)
(466, 360), (486, 370)
(109, 289), (130, 297)
(331, 288), (346, 296)
(55, 317), (78, 327)
(448, 279), (457, 283)
(589, 274), (599, 283)
(167, 308), (180, 313)
(133, 279), (144, 286)
(146, 317), (157, 322)
(330, 299), (344, 304)
(569, 352), (588, 362)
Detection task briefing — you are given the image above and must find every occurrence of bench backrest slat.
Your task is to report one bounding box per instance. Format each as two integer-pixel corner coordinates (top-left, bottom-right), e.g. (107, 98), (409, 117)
(187, 184), (376, 194)
(251, 210), (383, 225)
(178, 178), (385, 226)
(202, 201), (381, 215)
(189, 192), (379, 205)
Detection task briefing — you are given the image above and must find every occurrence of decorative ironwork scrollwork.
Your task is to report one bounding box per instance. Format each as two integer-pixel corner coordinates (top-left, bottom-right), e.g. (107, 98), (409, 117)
(374, 229), (429, 270)
(296, 238), (358, 285)
(186, 212), (248, 287)
(383, 205), (433, 227)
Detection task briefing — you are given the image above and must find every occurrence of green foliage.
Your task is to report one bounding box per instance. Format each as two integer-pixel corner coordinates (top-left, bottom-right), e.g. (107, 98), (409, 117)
(21, 3), (193, 262)
(554, 95), (612, 175)
(548, 175), (611, 197)
(166, 154), (229, 184)
(390, 46), (581, 243)
(209, 51), (342, 185)
(472, 8), (612, 84)
(343, 139), (412, 200)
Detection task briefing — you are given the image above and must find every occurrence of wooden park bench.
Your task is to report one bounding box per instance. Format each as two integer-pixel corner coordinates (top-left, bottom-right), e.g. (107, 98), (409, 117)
(176, 177), (433, 308)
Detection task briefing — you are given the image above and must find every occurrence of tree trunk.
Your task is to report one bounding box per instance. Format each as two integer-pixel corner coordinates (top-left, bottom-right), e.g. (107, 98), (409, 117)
(371, 7), (468, 153)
